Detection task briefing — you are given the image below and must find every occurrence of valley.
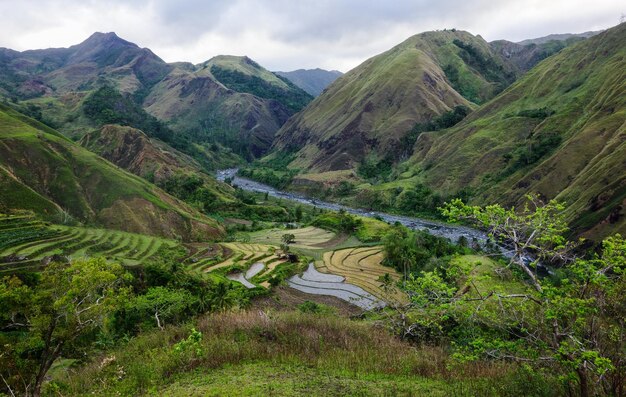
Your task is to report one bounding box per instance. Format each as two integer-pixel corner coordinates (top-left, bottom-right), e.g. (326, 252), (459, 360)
(0, 11), (624, 397)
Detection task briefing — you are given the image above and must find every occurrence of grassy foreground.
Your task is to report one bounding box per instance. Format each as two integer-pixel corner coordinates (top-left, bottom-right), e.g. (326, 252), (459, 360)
(49, 311), (558, 397)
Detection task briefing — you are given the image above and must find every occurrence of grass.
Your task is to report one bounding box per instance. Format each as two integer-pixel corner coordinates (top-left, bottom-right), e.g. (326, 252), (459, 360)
(452, 255), (531, 296)
(384, 24), (626, 241)
(48, 310), (558, 396)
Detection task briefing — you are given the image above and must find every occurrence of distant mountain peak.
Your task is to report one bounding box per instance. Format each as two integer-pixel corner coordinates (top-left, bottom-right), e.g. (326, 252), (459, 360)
(77, 31), (136, 49)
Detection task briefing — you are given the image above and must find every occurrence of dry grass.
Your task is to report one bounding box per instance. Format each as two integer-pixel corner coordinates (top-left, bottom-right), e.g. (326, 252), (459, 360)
(249, 226), (335, 249)
(53, 310), (540, 396)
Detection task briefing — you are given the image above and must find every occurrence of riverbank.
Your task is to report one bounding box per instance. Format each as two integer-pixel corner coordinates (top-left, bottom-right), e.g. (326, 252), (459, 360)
(217, 168), (486, 244)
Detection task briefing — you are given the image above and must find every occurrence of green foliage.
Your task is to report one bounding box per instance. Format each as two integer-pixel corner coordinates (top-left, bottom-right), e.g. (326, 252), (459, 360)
(281, 233), (296, 245)
(311, 210), (363, 234)
(426, 197), (626, 396)
(499, 132), (562, 178)
(382, 225), (462, 274)
(357, 153), (395, 181)
(296, 300), (335, 315)
(334, 181), (356, 197)
(516, 107), (555, 119)
(446, 39), (515, 103)
(161, 173), (223, 213)
(0, 258), (130, 396)
(210, 66), (313, 113)
(396, 184), (444, 215)
(172, 328), (203, 357)
(238, 167), (297, 189)
(400, 105), (470, 153)
(131, 287), (194, 329)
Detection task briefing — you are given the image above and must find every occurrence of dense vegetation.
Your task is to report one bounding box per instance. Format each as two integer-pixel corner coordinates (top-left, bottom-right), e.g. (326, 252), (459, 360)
(238, 151), (300, 189)
(210, 65), (313, 113)
(379, 197), (626, 397)
(399, 105), (470, 155)
(82, 85), (191, 151)
(0, 21), (624, 397)
(382, 226), (468, 275)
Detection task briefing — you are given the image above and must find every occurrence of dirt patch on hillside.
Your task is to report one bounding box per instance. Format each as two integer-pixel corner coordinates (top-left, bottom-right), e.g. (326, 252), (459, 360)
(251, 286), (362, 317)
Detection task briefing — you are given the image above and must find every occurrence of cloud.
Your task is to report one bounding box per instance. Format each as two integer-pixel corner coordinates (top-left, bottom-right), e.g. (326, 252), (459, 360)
(0, 0), (622, 72)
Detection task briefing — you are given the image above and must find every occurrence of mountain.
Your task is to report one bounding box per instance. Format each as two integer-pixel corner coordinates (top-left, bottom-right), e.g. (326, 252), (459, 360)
(517, 31), (601, 46)
(79, 124), (238, 205)
(0, 33), (312, 161)
(391, 23), (626, 239)
(270, 29), (517, 174)
(79, 124), (292, 220)
(275, 68), (343, 96)
(144, 55), (312, 159)
(0, 32), (171, 99)
(80, 124), (216, 183)
(490, 33), (597, 74)
(0, 103), (224, 240)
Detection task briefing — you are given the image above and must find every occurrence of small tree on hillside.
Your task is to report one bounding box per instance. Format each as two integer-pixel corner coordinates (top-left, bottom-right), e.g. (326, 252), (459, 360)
(282, 233), (296, 245)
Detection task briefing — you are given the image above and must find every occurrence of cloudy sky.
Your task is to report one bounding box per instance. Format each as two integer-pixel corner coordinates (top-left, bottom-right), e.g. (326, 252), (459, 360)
(0, 0), (623, 72)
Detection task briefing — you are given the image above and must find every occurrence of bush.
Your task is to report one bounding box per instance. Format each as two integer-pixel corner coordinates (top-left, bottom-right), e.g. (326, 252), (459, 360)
(382, 225), (463, 274)
(311, 211), (362, 234)
(400, 105), (470, 152)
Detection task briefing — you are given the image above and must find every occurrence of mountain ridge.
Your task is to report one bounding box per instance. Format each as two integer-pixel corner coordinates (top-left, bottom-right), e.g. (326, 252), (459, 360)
(275, 68), (343, 96)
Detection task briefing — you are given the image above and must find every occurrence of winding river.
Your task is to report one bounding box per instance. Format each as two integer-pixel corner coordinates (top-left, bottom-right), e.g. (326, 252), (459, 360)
(216, 168), (488, 244)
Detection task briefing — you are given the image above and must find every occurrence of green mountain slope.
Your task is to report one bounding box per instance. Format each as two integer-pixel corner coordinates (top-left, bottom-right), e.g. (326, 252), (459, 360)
(275, 68), (343, 96)
(80, 124), (238, 205)
(79, 124), (293, 220)
(0, 104), (224, 240)
(206, 55), (313, 112)
(395, 23), (626, 239)
(270, 30), (516, 175)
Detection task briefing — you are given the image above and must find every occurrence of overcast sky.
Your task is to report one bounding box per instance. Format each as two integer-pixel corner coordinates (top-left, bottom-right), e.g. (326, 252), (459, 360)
(0, 0), (623, 72)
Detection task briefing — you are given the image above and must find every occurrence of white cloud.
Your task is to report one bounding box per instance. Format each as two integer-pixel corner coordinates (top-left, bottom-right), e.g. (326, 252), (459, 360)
(0, 0), (622, 72)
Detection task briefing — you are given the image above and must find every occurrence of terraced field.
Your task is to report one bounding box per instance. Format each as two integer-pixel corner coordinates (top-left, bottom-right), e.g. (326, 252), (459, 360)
(0, 214), (176, 273)
(191, 242), (290, 289)
(319, 247), (406, 302)
(249, 226), (337, 249)
(287, 263), (384, 310)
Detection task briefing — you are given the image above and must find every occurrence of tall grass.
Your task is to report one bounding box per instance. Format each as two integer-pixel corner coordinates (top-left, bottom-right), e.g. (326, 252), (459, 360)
(50, 311), (562, 396)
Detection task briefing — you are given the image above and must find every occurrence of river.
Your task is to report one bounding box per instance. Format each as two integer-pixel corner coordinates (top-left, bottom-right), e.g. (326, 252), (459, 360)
(216, 168), (488, 244)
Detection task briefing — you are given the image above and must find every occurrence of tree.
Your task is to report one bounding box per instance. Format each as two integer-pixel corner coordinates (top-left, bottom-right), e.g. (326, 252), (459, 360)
(433, 196), (626, 396)
(132, 287), (194, 330)
(0, 258), (130, 397)
(281, 233), (296, 245)
(441, 194), (577, 291)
